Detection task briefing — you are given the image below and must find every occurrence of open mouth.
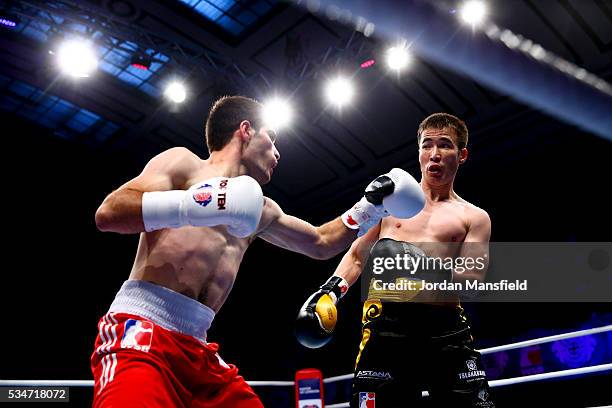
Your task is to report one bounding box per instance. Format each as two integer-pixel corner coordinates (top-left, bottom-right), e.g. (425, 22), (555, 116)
(428, 164), (442, 174)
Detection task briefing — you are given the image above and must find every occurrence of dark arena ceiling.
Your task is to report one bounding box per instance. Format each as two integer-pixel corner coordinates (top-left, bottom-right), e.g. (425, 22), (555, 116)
(1, 0), (610, 215)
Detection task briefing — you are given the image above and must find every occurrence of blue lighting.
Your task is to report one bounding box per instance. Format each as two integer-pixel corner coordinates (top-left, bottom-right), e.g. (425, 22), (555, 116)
(178, 0), (276, 36)
(552, 335), (599, 368)
(98, 41), (170, 96)
(0, 17), (18, 28)
(12, 5), (169, 97)
(0, 74), (120, 143)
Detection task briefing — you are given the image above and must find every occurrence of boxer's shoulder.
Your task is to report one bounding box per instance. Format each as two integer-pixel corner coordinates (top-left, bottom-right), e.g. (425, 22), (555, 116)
(150, 147), (205, 187)
(451, 196), (489, 218)
(456, 199), (490, 231)
(151, 146), (199, 162)
(460, 199), (489, 220)
(146, 147), (202, 172)
(468, 205), (491, 230)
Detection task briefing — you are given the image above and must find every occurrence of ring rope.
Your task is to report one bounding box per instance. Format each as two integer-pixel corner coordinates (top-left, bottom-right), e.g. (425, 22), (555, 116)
(323, 325), (612, 384)
(1, 362), (609, 389)
(326, 363), (612, 407)
(478, 325), (612, 355)
(1, 325), (609, 391)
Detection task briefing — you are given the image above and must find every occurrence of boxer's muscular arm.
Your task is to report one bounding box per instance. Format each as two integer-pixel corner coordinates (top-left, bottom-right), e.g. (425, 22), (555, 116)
(452, 208), (491, 283)
(257, 198), (357, 260)
(258, 167), (424, 259)
(95, 147), (198, 234)
(331, 223), (380, 286)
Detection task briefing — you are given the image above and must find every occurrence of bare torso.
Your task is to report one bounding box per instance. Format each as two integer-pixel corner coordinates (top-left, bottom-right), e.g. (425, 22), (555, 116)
(128, 166), (275, 312)
(378, 195), (479, 304)
(380, 197), (471, 251)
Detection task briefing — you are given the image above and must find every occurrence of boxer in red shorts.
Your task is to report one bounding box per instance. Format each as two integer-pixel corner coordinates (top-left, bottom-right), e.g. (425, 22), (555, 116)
(91, 282), (260, 407)
(92, 95), (425, 407)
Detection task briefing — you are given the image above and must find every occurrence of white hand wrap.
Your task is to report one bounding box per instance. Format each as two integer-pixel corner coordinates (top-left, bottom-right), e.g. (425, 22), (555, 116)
(341, 197), (388, 237)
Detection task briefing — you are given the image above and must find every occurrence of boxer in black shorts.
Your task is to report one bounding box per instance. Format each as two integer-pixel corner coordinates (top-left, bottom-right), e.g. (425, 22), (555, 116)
(351, 239), (494, 407)
(296, 113), (495, 407)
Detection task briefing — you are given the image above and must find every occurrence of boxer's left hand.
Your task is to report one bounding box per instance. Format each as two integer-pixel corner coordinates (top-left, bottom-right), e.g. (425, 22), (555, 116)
(295, 276), (349, 348)
(342, 168), (425, 236)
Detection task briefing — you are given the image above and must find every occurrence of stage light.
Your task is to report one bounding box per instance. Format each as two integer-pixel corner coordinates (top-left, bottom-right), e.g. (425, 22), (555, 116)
(459, 0), (487, 27)
(57, 39), (98, 78)
(386, 45), (411, 71)
(262, 97), (293, 131)
(164, 81), (186, 103)
(325, 76), (354, 107)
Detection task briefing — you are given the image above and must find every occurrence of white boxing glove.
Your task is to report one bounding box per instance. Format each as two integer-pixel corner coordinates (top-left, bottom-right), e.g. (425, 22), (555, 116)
(142, 175), (264, 238)
(342, 168), (424, 236)
(382, 168), (425, 219)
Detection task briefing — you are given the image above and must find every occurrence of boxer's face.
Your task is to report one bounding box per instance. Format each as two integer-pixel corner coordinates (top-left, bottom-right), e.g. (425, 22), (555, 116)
(242, 126), (280, 185)
(418, 127), (467, 185)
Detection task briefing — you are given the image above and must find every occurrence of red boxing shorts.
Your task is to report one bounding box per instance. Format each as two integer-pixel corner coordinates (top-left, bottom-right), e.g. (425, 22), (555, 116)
(91, 280), (263, 408)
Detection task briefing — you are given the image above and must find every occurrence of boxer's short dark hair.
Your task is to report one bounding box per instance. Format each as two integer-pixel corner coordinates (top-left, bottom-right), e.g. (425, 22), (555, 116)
(205, 96), (263, 153)
(417, 113), (469, 150)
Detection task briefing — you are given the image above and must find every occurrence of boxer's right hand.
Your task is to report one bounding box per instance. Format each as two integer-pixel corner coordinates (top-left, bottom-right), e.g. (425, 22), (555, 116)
(342, 168), (425, 236)
(295, 276), (349, 349)
(142, 175), (264, 238)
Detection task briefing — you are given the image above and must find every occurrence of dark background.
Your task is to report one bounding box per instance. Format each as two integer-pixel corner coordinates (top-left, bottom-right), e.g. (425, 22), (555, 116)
(1, 110), (611, 406)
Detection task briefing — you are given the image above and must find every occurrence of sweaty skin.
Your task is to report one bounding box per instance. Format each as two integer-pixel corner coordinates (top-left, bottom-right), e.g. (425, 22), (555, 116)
(96, 124), (356, 312)
(335, 126), (491, 305)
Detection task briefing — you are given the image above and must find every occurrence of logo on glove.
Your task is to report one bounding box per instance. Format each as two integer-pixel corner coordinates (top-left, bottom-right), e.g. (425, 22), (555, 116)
(218, 179), (228, 210)
(346, 214), (358, 226)
(193, 184), (213, 207)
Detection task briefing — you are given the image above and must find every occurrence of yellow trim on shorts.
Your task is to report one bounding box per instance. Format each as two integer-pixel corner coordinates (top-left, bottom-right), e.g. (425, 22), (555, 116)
(355, 299), (384, 368)
(355, 328), (371, 369)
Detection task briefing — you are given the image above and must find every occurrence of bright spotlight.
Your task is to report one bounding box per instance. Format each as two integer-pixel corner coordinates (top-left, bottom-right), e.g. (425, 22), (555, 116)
(263, 98), (293, 131)
(325, 76), (354, 107)
(386, 45), (411, 71)
(164, 81), (186, 103)
(459, 0), (487, 26)
(57, 39), (98, 78)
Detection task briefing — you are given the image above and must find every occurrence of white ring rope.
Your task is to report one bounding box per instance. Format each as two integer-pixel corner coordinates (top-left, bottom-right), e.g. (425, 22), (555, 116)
(1, 325), (610, 394)
(1, 363), (609, 390)
(478, 325), (612, 355)
(0, 380), (93, 387)
(0, 380), (294, 387)
(486, 363), (612, 388)
(247, 380), (294, 386)
(323, 373), (354, 383)
(317, 363), (612, 408)
(323, 324), (612, 384)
